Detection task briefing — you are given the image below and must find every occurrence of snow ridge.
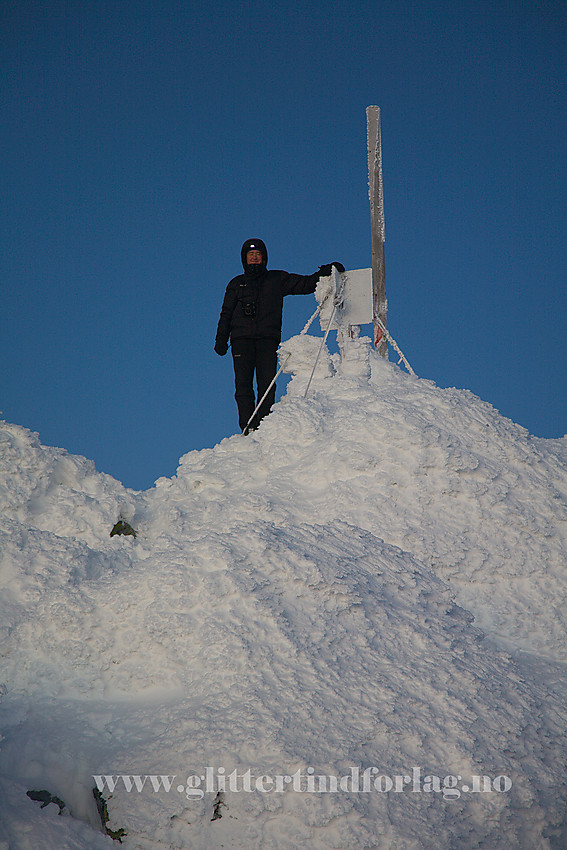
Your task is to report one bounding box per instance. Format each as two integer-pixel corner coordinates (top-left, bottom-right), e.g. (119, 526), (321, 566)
(1, 337), (566, 849)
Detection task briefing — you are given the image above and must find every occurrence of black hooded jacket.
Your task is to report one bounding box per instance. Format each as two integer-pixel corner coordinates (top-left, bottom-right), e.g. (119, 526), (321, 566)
(215, 239), (320, 348)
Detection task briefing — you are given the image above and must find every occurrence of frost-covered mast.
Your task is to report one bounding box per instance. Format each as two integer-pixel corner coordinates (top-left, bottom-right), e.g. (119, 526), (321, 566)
(367, 106), (387, 357)
(310, 109), (414, 380)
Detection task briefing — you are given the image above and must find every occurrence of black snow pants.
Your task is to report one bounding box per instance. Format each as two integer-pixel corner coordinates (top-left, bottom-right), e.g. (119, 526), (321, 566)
(231, 337), (279, 432)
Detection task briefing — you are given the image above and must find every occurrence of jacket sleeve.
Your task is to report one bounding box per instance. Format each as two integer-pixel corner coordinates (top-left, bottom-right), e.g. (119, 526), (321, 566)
(280, 270), (321, 297)
(215, 278), (239, 347)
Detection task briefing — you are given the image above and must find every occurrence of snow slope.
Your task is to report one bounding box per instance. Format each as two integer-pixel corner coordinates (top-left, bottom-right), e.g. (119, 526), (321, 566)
(1, 335), (566, 849)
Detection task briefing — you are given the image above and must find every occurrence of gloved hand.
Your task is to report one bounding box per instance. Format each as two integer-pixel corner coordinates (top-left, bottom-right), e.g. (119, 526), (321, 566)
(319, 262), (345, 277)
(214, 340), (228, 356)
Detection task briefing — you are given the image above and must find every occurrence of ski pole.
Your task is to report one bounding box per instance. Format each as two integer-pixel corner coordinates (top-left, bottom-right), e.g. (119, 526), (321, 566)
(304, 271), (346, 399)
(242, 295), (330, 434)
(303, 302), (337, 399)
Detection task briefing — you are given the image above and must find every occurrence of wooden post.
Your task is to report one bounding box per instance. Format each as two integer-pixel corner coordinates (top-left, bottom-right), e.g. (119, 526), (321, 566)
(366, 106), (387, 357)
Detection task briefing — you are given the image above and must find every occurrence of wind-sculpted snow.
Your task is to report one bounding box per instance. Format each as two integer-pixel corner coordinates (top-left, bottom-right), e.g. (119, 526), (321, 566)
(0, 337), (566, 848)
(155, 339), (567, 662)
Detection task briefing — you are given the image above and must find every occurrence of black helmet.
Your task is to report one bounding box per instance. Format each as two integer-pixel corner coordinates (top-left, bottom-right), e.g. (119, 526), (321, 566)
(241, 238), (268, 270)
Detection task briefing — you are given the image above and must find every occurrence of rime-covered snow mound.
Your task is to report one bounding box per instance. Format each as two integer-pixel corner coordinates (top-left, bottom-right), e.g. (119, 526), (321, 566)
(1, 336), (566, 849)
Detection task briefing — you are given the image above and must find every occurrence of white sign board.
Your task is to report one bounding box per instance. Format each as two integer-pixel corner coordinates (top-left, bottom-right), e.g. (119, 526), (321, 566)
(318, 268), (373, 331)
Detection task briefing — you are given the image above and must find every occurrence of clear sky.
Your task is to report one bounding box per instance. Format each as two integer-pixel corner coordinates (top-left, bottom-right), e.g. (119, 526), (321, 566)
(2, 0), (565, 491)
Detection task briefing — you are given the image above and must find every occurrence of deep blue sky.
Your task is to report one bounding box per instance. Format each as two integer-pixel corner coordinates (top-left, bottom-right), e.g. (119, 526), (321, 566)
(2, 0), (565, 490)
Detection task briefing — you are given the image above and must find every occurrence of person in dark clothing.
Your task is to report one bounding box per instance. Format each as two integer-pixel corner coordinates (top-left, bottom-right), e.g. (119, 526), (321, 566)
(215, 238), (343, 433)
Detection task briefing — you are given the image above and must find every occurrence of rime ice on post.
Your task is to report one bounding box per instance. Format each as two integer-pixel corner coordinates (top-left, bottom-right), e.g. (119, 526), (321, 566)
(315, 266), (373, 379)
(310, 107), (395, 376)
(367, 105), (387, 357)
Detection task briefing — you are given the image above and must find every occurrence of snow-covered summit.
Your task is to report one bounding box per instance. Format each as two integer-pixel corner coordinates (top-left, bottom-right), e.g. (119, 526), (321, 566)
(1, 336), (566, 849)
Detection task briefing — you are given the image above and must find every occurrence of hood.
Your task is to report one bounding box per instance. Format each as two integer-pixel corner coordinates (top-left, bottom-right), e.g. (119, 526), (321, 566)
(241, 238), (268, 271)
